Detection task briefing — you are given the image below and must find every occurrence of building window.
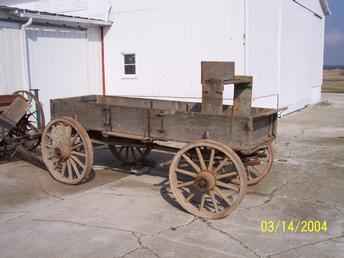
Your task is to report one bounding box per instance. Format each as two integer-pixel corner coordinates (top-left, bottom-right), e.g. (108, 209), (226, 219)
(123, 54), (136, 75)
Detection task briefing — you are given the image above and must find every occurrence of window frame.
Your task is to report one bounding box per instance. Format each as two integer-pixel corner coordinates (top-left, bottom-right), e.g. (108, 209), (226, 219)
(122, 53), (137, 78)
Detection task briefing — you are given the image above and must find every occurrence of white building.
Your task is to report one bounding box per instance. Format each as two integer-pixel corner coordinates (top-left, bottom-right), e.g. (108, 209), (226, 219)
(0, 0), (330, 120)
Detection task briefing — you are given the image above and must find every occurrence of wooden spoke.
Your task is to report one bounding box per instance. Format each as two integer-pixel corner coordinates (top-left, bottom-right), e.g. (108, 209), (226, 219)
(109, 144), (151, 164)
(216, 181), (239, 192)
(214, 158), (228, 174)
(176, 168), (197, 178)
(137, 147), (144, 156)
(216, 171), (237, 180)
(186, 193), (195, 202)
(208, 149), (215, 171)
(214, 187), (233, 206)
(65, 125), (72, 139)
(69, 158), (81, 178)
(200, 194), (206, 211)
(71, 143), (83, 150)
(131, 147), (137, 160)
(249, 166), (260, 177)
(61, 162), (66, 175)
(66, 159), (73, 179)
(196, 147), (207, 170)
(182, 154), (201, 173)
(210, 191), (219, 213)
(177, 180), (195, 189)
(71, 151), (86, 157)
(70, 155), (85, 169)
(125, 147), (129, 160)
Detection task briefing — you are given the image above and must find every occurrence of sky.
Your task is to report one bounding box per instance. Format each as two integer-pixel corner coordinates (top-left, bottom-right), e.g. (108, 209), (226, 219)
(324, 0), (344, 66)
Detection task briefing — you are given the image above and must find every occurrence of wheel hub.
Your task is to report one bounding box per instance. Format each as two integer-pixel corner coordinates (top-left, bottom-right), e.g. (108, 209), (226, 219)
(55, 145), (71, 161)
(196, 171), (216, 191)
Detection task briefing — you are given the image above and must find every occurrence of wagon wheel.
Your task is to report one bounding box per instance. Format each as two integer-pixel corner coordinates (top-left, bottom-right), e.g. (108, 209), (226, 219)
(109, 144), (151, 164)
(13, 90), (45, 151)
(41, 117), (94, 185)
(169, 140), (247, 220)
(241, 143), (273, 186)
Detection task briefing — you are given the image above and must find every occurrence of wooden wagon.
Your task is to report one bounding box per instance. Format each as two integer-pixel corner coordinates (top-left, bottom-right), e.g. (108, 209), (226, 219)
(41, 62), (278, 219)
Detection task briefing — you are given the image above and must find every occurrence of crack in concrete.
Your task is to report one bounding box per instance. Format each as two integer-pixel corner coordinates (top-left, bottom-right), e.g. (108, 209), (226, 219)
(132, 232), (161, 258)
(32, 218), (144, 235)
(32, 218), (164, 258)
(276, 157), (344, 168)
(242, 180), (289, 210)
(266, 234), (344, 257)
(116, 232), (161, 258)
(1, 213), (27, 224)
(204, 221), (262, 258)
(156, 216), (198, 235)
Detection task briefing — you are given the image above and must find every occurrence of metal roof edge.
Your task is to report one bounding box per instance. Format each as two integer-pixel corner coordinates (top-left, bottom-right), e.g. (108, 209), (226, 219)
(319, 0), (331, 16)
(0, 5), (113, 27)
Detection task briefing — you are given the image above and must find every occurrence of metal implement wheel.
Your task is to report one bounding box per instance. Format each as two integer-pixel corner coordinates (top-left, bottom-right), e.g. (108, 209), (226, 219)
(109, 144), (151, 164)
(169, 140), (247, 220)
(243, 143), (273, 186)
(13, 90), (45, 129)
(13, 90), (45, 151)
(41, 117), (94, 185)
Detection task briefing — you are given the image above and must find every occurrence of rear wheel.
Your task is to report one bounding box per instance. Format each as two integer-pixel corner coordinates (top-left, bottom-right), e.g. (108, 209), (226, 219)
(169, 140), (247, 220)
(41, 117), (93, 185)
(243, 143), (273, 186)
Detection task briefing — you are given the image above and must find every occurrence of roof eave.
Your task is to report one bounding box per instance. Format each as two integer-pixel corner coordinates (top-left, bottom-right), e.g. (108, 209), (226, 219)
(320, 0), (331, 16)
(0, 6), (113, 27)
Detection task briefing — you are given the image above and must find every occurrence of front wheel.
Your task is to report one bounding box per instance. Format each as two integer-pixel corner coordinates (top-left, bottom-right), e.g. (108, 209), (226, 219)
(109, 144), (151, 164)
(169, 140), (247, 220)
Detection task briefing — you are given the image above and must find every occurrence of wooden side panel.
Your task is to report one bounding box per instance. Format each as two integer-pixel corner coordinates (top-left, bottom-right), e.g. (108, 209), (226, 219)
(109, 106), (147, 138)
(149, 112), (248, 149)
(51, 99), (105, 130)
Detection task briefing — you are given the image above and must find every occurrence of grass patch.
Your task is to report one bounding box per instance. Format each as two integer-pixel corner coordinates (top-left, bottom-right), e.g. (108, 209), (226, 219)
(322, 69), (344, 93)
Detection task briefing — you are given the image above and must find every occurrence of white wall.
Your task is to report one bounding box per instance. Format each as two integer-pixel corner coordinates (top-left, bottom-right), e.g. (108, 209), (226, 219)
(246, 0), (281, 109)
(26, 26), (102, 120)
(104, 0), (245, 104)
(0, 21), (27, 94)
(279, 0), (325, 112)
(1, 0), (327, 113)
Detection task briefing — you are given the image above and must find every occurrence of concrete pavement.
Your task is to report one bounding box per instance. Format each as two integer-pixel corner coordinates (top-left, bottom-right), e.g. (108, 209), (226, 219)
(0, 93), (343, 258)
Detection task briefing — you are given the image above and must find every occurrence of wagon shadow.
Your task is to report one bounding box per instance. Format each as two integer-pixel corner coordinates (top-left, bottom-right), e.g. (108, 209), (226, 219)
(157, 177), (187, 212)
(94, 147), (187, 213)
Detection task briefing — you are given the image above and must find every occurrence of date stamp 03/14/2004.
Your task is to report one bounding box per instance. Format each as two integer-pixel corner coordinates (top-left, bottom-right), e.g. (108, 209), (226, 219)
(260, 220), (328, 233)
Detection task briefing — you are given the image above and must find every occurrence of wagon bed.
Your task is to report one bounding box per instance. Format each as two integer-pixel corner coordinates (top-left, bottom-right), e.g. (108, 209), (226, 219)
(51, 94), (277, 154)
